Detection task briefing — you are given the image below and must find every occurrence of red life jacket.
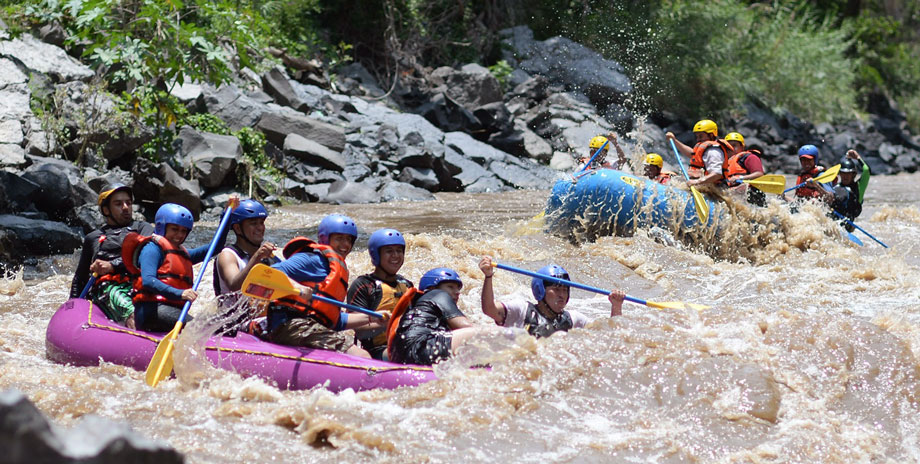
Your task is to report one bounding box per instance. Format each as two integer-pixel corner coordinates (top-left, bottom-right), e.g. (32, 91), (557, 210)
(122, 233), (194, 306)
(655, 172), (674, 185)
(690, 139), (732, 179)
(271, 239), (349, 329)
(795, 166), (825, 199)
(386, 287), (421, 361)
(724, 150), (762, 182)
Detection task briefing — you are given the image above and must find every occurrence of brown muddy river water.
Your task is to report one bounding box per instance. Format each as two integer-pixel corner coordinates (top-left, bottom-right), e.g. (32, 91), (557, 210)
(2, 172), (920, 463)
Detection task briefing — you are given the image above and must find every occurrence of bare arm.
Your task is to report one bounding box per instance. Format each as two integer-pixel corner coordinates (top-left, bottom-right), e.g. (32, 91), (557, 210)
(478, 256), (506, 325)
(448, 315), (474, 330)
(666, 132), (693, 157)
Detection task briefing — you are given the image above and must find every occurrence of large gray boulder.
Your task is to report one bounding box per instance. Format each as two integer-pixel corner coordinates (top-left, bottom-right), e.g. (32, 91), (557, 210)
(21, 156), (97, 222)
(178, 127), (240, 189)
(198, 84), (267, 131)
(0, 389), (184, 464)
(0, 171), (40, 213)
(282, 133), (345, 172)
(429, 64), (503, 111)
(132, 158), (202, 217)
(0, 214), (81, 256)
(377, 180), (436, 202)
(0, 58), (31, 121)
(500, 26), (632, 108)
(321, 180), (379, 204)
(256, 110), (346, 152)
(0, 34), (93, 82)
(262, 67), (309, 112)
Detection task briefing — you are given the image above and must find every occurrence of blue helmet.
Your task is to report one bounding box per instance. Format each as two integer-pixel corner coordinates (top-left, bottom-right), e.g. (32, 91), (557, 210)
(419, 268), (463, 292)
(531, 264), (570, 302)
(154, 203), (194, 235)
(230, 199), (268, 227)
(798, 144), (819, 160)
(368, 228), (406, 266)
(317, 214), (358, 245)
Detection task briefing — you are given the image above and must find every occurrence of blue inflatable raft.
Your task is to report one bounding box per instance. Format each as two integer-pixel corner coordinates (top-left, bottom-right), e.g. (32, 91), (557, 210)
(544, 169), (725, 241)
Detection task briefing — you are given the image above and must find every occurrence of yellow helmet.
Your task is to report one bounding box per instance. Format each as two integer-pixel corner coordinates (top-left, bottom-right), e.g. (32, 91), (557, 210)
(588, 135), (609, 150)
(644, 153), (663, 168)
(725, 132), (744, 146)
(693, 119), (718, 137)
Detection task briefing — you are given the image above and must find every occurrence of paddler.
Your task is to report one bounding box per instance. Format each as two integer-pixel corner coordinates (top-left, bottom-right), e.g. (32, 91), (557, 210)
(642, 153), (674, 185)
(346, 228), (413, 360)
(70, 182), (153, 328)
(578, 132), (629, 171)
(386, 268), (483, 365)
(263, 215), (376, 358)
(478, 257), (625, 338)
(666, 119), (733, 187)
(823, 149), (870, 231)
(783, 144), (827, 202)
(723, 132), (767, 206)
(123, 203), (226, 332)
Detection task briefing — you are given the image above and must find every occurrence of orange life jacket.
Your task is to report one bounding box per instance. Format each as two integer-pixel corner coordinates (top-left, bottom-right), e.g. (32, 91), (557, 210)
(122, 233), (194, 306)
(689, 139), (732, 179)
(795, 166), (825, 199)
(271, 239), (349, 329)
(655, 172), (673, 185)
(386, 287), (421, 361)
(723, 150), (760, 181)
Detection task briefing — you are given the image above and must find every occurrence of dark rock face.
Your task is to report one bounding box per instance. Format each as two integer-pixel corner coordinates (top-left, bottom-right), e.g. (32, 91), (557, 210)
(131, 158), (202, 218)
(21, 156), (97, 223)
(0, 389), (184, 464)
(0, 214), (82, 256)
(177, 127), (241, 189)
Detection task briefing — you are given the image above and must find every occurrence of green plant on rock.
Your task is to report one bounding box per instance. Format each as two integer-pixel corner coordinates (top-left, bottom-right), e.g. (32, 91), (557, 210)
(185, 113), (231, 136)
(488, 59), (513, 91)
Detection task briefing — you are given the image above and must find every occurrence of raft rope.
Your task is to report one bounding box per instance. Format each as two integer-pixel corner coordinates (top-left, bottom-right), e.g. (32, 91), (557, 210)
(84, 302), (433, 374)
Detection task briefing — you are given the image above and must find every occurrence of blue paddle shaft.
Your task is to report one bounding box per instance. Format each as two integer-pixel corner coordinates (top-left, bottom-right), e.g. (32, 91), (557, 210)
(577, 140), (610, 173)
(312, 294), (384, 319)
(833, 210), (889, 248)
(494, 263), (646, 306)
(78, 275), (96, 299)
(176, 205), (236, 324)
(669, 138), (691, 180)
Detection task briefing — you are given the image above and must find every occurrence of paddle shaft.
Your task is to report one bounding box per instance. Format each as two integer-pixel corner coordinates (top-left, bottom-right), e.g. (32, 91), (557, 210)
(176, 206), (235, 324)
(669, 138), (692, 180)
(782, 165), (840, 194)
(494, 263), (648, 306)
(78, 274), (97, 299)
(832, 210), (889, 248)
(577, 140), (610, 173)
(314, 294), (385, 318)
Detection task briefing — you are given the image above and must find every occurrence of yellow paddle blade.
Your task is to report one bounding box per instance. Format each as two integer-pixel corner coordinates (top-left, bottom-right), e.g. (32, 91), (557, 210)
(814, 164), (840, 184)
(645, 300), (711, 311)
(145, 322), (182, 387)
(241, 263), (299, 301)
(743, 174), (786, 195)
(690, 186), (709, 224)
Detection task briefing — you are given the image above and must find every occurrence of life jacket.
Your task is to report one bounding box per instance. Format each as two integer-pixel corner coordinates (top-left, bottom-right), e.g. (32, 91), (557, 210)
(724, 151), (758, 182)
(689, 139), (732, 178)
(655, 172), (674, 185)
(522, 303), (574, 338)
(795, 166), (825, 199)
(122, 233), (194, 306)
(833, 183), (862, 220)
(270, 239), (349, 329)
(386, 287), (421, 361)
(355, 276), (412, 348)
(94, 225), (141, 286)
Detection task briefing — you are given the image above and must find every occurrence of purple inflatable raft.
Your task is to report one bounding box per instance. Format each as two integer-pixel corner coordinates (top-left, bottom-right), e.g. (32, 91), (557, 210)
(46, 299), (437, 392)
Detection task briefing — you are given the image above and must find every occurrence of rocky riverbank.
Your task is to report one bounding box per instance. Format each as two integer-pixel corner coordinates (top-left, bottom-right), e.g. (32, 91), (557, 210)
(1, 24), (918, 264)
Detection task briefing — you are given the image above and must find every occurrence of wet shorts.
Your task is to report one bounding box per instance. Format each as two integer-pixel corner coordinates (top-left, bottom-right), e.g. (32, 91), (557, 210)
(269, 317), (355, 353)
(395, 332), (453, 366)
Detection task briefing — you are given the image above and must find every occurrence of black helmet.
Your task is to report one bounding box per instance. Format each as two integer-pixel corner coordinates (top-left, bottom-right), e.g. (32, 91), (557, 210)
(839, 159), (858, 173)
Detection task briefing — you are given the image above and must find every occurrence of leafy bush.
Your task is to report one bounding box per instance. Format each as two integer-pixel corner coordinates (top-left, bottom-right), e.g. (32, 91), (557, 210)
(488, 60), (513, 91)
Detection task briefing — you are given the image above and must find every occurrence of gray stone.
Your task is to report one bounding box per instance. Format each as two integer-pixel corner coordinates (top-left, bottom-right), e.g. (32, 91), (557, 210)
(337, 62), (386, 98)
(0, 34), (93, 82)
(549, 151), (576, 171)
(444, 131), (507, 164)
(321, 180), (379, 204)
(199, 84), (266, 131)
(256, 110), (346, 152)
(489, 159), (557, 189)
(0, 171), (39, 213)
(178, 127), (241, 189)
(21, 156), (97, 222)
(280, 179), (319, 202)
(0, 214), (82, 255)
(378, 181), (436, 202)
(442, 147), (494, 188)
(398, 166), (440, 191)
(429, 64), (503, 111)
(131, 158), (202, 217)
(170, 81), (203, 103)
(518, 121), (553, 162)
(0, 58), (31, 121)
(0, 144), (25, 166)
(283, 133), (345, 171)
(262, 67), (309, 112)
(465, 175), (506, 193)
(0, 119), (23, 144)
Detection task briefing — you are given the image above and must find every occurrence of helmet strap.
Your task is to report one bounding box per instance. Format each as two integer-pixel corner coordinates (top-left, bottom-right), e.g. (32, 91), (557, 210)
(536, 299), (562, 318)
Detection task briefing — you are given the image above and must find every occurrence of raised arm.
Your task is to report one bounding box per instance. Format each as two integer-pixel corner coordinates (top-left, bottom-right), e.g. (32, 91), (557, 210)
(478, 256), (506, 325)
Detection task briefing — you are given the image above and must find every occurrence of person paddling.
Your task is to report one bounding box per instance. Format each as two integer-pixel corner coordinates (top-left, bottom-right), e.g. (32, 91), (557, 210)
(784, 144), (827, 202)
(823, 150), (871, 230)
(347, 228), (413, 360)
(124, 203), (226, 332)
(478, 257), (624, 338)
(264, 215), (376, 358)
(387, 268), (483, 365)
(578, 133), (629, 171)
(70, 183), (153, 328)
(723, 132), (767, 206)
(213, 199), (278, 333)
(666, 119), (733, 187)
(642, 153), (674, 185)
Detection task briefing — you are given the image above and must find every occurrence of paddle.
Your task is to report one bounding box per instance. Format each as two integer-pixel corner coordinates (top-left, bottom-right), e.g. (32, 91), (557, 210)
(737, 174), (786, 195)
(782, 164), (841, 194)
(145, 200), (237, 387)
(832, 210), (889, 248)
(78, 273), (98, 299)
(493, 262), (710, 311)
(576, 140), (610, 174)
(241, 263), (385, 318)
(669, 138), (710, 224)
